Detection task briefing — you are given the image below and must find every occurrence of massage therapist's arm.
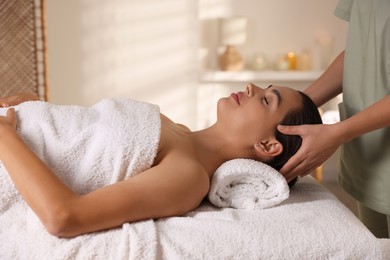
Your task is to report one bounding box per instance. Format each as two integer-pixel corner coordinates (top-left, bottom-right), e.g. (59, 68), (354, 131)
(278, 51), (390, 181)
(279, 95), (390, 181)
(278, 52), (390, 181)
(0, 108), (208, 237)
(303, 51), (344, 107)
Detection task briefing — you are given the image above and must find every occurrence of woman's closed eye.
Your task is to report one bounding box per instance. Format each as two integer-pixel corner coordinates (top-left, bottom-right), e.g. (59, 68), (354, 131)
(262, 96), (269, 106)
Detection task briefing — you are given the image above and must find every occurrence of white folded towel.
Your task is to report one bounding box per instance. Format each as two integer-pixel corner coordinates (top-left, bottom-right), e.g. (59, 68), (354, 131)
(208, 158), (289, 210)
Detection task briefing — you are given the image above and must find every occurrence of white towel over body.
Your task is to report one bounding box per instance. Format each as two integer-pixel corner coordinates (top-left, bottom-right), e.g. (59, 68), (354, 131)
(208, 159), (289, 210)
(0, 98), (161, 205)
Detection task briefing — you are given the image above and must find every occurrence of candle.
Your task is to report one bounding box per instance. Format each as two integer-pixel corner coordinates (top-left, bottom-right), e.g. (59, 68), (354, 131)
(287, 52), (297, 70)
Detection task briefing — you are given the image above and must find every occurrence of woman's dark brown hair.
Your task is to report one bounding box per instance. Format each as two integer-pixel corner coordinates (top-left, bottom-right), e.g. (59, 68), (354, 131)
(267, 91), (323, 188)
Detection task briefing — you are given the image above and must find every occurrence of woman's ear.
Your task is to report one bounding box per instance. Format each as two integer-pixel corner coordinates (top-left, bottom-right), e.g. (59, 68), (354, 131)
(254, 138), (283, 159)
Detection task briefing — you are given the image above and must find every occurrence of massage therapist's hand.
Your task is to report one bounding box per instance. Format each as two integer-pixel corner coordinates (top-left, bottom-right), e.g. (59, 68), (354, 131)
(277, 123), (342, 182)
(0, 92), (40, 108)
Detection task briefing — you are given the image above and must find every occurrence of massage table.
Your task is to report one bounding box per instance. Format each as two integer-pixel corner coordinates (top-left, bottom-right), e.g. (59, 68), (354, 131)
(1, 173), (389, 259)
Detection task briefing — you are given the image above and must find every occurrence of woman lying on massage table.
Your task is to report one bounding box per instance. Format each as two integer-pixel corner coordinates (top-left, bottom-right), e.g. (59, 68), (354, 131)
(0, 83), (321, 237)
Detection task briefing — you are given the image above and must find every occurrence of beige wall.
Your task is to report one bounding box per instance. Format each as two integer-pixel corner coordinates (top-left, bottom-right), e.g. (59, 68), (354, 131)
(45, 1), (83, 105)
(45, 1), (347, 129)
(45, 1), (198, 128)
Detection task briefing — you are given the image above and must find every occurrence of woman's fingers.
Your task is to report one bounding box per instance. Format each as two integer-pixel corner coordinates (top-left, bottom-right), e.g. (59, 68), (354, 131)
(0, 108), (18, 130)
(6, 107), (15, 118)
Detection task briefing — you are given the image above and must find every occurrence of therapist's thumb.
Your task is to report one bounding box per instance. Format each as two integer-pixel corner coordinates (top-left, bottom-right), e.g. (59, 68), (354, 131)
(277, 124), (301, 135)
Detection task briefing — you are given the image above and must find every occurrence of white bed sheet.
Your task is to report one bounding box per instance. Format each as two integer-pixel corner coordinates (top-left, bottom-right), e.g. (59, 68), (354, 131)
(1, 176), (389, 259)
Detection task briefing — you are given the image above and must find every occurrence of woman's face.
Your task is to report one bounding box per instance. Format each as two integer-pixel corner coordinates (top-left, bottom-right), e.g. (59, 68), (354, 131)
(217, 83), (302, 144)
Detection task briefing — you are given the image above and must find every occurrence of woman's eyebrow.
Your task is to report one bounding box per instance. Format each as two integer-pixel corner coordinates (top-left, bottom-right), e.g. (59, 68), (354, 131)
(267, 85), (281, 107)
(271, 88), (282, 107)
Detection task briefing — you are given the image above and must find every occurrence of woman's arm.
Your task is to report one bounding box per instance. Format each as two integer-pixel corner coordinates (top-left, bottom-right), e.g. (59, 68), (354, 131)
(0, 92), (41, 107)
(0, 109), (208, 237)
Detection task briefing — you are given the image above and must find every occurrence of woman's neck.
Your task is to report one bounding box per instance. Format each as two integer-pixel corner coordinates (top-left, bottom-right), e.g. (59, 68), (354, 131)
(159, 114), (254, 178)
(188, 124), (252, 176)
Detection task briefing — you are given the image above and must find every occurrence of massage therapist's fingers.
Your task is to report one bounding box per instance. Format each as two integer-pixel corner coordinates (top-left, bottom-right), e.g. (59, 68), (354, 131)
(278, 124), (327, 178)
(281, 157), (307, 182)
(277, 124), (306, 176)
(279, 123), (344, 183)
(281, 145), (325, 181)
(279, 155), (301, 180)
(277, 124), (307, 137)
(283, 161), (319, 182)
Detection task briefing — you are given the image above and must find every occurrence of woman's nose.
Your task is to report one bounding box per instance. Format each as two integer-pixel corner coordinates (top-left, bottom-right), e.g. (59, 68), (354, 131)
(246, 83), (255, 97)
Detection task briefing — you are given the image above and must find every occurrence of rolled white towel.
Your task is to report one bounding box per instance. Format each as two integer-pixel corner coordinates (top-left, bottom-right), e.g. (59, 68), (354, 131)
(208, 159), (289, 210)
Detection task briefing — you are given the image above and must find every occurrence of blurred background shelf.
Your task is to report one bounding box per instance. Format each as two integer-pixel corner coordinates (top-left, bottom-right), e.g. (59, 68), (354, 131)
(200, 70), (324, 83)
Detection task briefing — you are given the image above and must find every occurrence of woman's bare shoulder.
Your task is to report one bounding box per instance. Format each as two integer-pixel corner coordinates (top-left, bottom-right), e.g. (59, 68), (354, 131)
(156, 114), (210, 191)
(162, 152), (210, 190)
(155, 114), (194, 162)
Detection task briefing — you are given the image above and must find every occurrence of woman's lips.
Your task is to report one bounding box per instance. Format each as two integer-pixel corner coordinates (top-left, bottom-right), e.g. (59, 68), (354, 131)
(231, 93), (240, 105)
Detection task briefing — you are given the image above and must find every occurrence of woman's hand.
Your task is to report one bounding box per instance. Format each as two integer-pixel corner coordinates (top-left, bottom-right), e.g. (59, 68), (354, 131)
(0, 108), (17, 132)
(277, 123), (342, 182)
(0, 92), (40, 108)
